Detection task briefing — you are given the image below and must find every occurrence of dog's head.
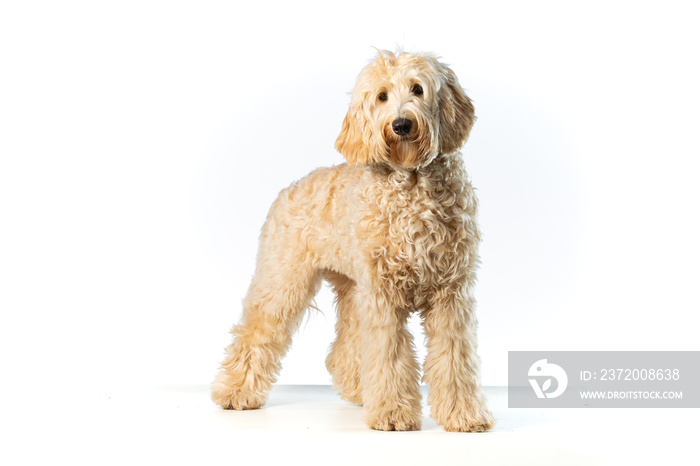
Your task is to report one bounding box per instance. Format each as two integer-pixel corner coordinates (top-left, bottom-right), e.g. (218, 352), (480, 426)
(335, 50), (475, 169)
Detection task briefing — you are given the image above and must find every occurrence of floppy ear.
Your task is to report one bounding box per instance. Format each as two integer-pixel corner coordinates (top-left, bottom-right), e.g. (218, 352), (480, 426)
(437, 66), (476, 154)
(335, 104), (372, 165)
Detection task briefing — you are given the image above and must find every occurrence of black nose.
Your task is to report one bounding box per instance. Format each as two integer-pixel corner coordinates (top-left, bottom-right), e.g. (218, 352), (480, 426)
(392, 118), (413, 136)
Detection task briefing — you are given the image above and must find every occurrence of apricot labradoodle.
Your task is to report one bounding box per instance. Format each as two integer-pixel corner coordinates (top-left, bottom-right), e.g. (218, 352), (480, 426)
(212, 50), (495, 432)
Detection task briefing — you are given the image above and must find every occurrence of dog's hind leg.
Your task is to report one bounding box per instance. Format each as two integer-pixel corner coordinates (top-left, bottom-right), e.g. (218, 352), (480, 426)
(211, 222), (322, 410)
(324, 271), (363, 405)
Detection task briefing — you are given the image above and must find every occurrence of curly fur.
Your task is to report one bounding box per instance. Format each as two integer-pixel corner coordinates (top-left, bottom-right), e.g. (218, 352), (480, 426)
(212, 50), (495, 432)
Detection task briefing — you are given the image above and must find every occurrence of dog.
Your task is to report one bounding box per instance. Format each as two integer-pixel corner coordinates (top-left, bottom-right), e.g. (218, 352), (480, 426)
(212, 50), (495, 432)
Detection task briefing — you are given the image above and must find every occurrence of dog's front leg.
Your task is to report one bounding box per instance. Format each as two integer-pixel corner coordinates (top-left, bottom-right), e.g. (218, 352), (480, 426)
(359, 290), (422, 431)
(422, 287), (495, 432)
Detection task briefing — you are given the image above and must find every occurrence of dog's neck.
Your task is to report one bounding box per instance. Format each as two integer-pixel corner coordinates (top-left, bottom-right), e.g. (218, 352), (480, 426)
(379, 151), (459, 172)
(369, 152), (463, 191)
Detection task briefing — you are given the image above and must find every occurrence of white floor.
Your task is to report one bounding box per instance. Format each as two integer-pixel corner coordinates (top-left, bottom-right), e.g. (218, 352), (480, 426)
(6, 385), (698, 465)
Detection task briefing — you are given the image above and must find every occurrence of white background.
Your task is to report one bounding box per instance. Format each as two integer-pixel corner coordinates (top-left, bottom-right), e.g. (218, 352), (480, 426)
(1, 0), (699, 395)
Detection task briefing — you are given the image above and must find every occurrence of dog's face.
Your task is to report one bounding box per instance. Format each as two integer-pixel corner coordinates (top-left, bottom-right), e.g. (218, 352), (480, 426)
(336, 51), (475, 169)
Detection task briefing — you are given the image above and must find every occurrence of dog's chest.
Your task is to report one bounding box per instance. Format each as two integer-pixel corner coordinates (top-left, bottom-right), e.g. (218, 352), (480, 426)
(358, 168), (478, 305)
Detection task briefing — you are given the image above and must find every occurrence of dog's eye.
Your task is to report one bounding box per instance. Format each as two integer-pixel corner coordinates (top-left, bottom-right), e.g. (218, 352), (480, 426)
(411, 84), (423, 96)
(377, 92), (388, 102)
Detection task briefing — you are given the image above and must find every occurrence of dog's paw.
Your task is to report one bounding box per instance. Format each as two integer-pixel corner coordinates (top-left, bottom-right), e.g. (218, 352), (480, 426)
(211, 372), (267, 410)
(442, 416), (494, 433)
(366, 406), (422, 431)
(435, 400), (495, 433)
(335, 385), (363, 406)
